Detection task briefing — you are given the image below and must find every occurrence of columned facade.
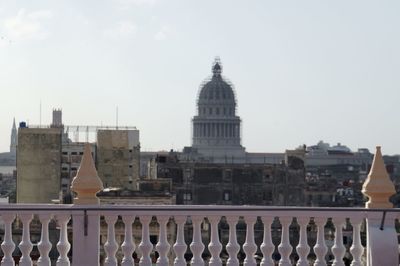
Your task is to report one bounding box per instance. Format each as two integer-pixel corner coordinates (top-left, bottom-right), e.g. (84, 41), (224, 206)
(192, 59), (245, 158)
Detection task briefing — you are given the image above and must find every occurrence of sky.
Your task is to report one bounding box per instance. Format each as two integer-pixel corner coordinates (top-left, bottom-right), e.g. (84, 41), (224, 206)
(0, 0), (399, 154)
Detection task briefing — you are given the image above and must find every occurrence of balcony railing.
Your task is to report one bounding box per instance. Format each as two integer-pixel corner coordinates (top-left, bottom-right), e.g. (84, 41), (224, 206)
(4, 145), (397, 265)
(0, 205), (398, 266)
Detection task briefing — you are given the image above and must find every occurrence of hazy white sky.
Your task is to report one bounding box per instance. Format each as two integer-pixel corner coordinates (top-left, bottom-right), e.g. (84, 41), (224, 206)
(0, 0), (399, 154)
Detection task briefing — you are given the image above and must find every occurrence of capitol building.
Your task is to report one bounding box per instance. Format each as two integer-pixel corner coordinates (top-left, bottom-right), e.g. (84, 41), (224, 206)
(185, 58), (285, 164)
(192, 58), (245, 158)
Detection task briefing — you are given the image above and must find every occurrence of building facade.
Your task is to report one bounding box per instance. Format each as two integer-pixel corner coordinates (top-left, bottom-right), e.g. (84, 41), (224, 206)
(191, 58), (245, 160)
(97, 129), (140, 190)
(17, 127), (62, 203)
(149, 151), (306, 206)
(16, 110), (141, 203)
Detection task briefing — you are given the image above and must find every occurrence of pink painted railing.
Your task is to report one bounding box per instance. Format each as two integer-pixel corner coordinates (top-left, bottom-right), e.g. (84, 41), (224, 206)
(0, 205), (398, 266)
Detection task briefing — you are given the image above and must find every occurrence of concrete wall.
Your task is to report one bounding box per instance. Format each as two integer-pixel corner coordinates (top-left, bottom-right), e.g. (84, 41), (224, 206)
(17, 128), (61, 203)
(97, 130), (140, 190)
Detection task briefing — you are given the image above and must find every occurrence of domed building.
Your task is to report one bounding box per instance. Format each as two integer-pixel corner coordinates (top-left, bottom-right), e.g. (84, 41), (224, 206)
(192, 58), (246, 159)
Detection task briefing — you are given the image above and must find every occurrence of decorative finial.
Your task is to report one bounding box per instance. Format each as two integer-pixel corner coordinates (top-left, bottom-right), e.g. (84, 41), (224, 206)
(212, 57), (222, 75)
(71, 143), (104, 205)
(362, 146), (396, 208)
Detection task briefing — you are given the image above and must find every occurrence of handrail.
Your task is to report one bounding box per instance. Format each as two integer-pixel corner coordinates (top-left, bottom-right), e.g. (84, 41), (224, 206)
(0, 204), (399, 213)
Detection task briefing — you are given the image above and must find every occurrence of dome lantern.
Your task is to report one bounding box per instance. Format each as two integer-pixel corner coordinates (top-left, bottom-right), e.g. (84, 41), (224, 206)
(212, 58), (222, 76)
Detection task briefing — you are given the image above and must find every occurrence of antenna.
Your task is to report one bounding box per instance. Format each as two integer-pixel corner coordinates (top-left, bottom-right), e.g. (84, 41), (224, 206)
(116, 106), (119, 129)
(39, 100), (42, 127)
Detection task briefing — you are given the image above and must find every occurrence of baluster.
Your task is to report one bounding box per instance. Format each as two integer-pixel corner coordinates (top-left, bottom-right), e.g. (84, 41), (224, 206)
(139, 215), (153, 266)
(260, 216), (274, 266)
(1, 213), (16, 266)
(190, 215), (205, 266)
(121, 215), (135, 266)
(56, 214), (71, 266)
(296, 217), (310, 266)
(243, 216), (257, 266)
(156, 215), (171, 266)
(208, 216), (222, 266)
(226, 216), (240, 266)
(349, 217), (363, 266)
(104, 215), (119, 266)
(18, 213), (33, 266)
(37, 214), (53, 266)
(313, 217), (327, 266)
(331, 217), (345, 266)
(278, 217), (293, 266)
(173, 216), (187, 266)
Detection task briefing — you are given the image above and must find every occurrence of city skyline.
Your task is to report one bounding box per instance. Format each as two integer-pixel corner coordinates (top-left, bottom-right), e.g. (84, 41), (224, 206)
(1, 0), (400, 154)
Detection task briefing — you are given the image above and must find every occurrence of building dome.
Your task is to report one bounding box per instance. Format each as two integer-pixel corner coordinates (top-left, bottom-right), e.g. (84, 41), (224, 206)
(197, 59), (237, 117)
(192, 58), (245, 157)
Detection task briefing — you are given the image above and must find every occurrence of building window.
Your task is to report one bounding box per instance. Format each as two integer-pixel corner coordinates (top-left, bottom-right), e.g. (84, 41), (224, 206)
(62, 152), (68, 155)
(185, 168), (191, 179)
(263, 191), (272, 201)
(225, 169), (232, 179)
(183, 192), (192, 201)
(209, 108), (212, 115)
(223, 191), (231, 201)
(71, 152), (77, 155)
(216, 108), (219, 115)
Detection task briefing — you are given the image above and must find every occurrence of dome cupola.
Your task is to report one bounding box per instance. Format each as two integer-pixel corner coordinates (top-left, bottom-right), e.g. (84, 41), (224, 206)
(197, 58), (237, 118)
(191, 58), (245, 157)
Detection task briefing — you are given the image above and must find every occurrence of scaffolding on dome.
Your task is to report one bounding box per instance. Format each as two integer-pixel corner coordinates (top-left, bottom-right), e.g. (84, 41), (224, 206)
(195, 57), (238, 111)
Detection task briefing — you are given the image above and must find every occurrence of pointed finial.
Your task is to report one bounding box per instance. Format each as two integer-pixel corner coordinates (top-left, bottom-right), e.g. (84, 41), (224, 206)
(212, 57), (222, 75)
(12, 118), (16, 128)
(362, 146), (396, 208)
(71, 143), (104, 205)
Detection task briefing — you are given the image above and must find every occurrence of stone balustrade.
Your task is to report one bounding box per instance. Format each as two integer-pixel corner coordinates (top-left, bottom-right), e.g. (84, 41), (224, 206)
(0, 205), (398, 265)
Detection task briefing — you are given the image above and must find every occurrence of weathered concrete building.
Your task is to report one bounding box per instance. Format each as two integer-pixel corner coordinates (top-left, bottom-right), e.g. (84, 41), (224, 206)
(16, 110), (141, 203)
(303, 141), (374, 207)
(17, 127), (62, 203)
(96, 129), (140, 190)
(148, 151), (306, 206)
